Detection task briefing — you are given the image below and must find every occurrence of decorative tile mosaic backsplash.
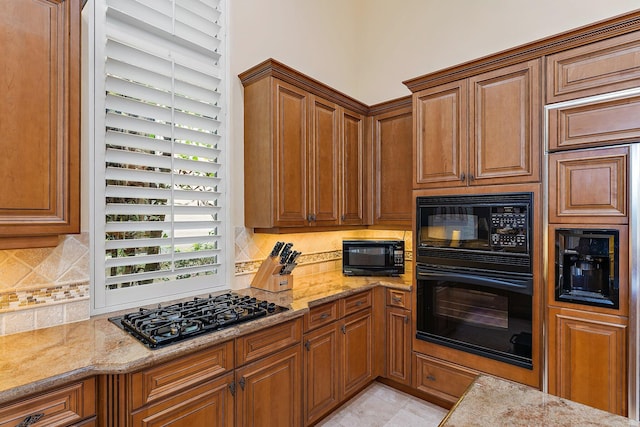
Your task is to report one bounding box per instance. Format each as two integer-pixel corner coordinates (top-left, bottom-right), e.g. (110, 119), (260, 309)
(0, 228), (412, 335)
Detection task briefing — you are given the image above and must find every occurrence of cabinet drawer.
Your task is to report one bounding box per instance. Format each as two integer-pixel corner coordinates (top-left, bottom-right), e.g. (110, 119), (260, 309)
(546, 31), (640, 103)
(549, 146), (628, 223)
(413, 353), (477, 405)
(131, 372), (234, 427)
(304, 300), (340, 332)
(130, 341), (233, 409)
(386, 289), (410, 309)
(0, 377), (96, 427)
(341, 290), (372, 317)
(236, 318), (302, 366)
(548, 94), (640, 151)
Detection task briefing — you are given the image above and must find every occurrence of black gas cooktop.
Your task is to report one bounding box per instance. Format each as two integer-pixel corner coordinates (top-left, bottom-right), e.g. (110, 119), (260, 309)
(109, 292), (288, 349)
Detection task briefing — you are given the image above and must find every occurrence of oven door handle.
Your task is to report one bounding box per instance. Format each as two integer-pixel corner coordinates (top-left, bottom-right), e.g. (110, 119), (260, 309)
(416, 270), (533, 295)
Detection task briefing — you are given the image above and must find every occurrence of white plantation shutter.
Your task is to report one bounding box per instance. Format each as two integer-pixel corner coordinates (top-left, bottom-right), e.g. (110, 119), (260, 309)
(92, 0), (227, 313)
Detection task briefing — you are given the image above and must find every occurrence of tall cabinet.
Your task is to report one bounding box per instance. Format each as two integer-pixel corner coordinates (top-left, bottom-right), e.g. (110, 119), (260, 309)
(545, 29), (640, 416)
(0, 0), (81, 249)
(240, 59), (367, 232)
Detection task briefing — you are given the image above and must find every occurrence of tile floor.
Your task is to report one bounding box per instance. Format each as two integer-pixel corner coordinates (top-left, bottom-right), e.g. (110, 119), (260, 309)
(317, 381), (449, 427)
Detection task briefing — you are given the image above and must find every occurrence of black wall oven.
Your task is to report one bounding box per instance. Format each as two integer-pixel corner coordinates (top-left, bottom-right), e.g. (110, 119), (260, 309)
(415, 193), (534, 369)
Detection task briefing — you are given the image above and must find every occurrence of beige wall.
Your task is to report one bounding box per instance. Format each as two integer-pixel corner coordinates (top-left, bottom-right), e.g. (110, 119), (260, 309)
(229, 0), (640, 228)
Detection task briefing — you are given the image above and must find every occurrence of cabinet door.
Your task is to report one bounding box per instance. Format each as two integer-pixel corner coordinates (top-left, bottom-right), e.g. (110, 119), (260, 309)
(547, 307), (627, 416)
(340, 309), (373, 398)
(303, 323), (340, 425)
(309, 96), (339, 226)
(372, 103), (412, 227)
(468, 59), (541, 185)
(385, 307), (411, 385)
(547, 95), (640, 151)
(131, 373), (234, 427)
(548, 146), (628, 224)
(0, 0), (80, 248)
(273, 80), (309, 227)
(236, 345), (302, 427)
(546, 31), (640, 103)
(413, 80), (468, 188)
(340, 108), (365, 225)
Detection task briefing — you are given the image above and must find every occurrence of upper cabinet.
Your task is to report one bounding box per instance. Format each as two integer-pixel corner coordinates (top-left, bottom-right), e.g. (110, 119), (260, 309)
(240, 59), (370, 232)
(413, 60), (541, 188)
(0, 0), (81, 249)
(369, 97), (413, 228)
(546, 31), (640, 104)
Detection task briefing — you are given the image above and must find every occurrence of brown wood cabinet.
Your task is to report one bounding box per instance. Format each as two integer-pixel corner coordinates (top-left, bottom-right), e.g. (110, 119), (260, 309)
(241, 60), (369, 232)
(0, 0), (81, 249)
(413, 59), (541, 189)
(413, 353), (477, 406)
(302, 291), (374, 425)
(0, 377), (95, 427)
(383, 289), (411, 385)
(546, 31), (640, 103)
(547, 307), (628, 415)
(369, 97), (413, 228)
(548, 146), (628, 224)
(547, 95), (640, 151)
(235, 344), (302, 427)
(131, 373), (234, 427)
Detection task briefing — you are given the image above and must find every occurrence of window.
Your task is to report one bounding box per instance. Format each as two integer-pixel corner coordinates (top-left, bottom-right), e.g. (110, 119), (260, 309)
(90, 0), (228, 314)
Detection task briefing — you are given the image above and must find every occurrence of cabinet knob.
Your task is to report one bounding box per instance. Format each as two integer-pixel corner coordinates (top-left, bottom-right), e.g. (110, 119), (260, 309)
(469, 173), (475, 181)
(341, 214), (346, 222)
(16, 413), (44, 427)
(341, 325), (346, 334)
(460, 173), (466, 181)
(404, 315), (409, 324)
(239, 377), (246, 390)
(305, 340), (311, 351)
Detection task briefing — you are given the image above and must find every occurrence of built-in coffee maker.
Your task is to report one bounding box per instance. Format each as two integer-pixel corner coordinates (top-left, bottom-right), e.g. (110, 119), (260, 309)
(555, 228), (619, 309)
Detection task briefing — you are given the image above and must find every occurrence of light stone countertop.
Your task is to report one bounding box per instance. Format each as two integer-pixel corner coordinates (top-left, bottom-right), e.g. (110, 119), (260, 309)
(440, 374), (640, 426)
(0, 271), (410, 405)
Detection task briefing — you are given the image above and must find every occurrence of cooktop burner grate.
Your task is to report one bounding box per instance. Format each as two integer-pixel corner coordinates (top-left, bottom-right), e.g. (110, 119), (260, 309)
(109, 292), (288, 348)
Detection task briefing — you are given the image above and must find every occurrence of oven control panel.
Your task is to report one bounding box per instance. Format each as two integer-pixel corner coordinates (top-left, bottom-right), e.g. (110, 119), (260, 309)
(490, 207), (528, 250)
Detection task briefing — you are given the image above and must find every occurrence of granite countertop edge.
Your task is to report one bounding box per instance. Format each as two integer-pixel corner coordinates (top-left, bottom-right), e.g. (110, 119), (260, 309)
(0, 272), (411, 404)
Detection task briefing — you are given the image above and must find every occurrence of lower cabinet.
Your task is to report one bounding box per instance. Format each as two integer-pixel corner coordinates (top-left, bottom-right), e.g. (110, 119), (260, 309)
(303, 291), (374, 426)
(547, 306), (627, 416)
(413, 353), (477, 406)
(235, 345), (302, 427)
(0, 377), (96, 427)
(131, 373), (234, 427)
(303, 323), (340, 425)
(384, 289), (411, 385)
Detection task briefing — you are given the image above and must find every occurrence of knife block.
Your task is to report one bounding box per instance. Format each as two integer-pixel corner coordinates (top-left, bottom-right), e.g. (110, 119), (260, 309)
(250, 256), (294, 292)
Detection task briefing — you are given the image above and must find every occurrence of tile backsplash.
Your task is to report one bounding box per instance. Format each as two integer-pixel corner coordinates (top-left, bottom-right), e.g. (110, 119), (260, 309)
(0, 233), (90, 335)
(0, 228), (412, 335)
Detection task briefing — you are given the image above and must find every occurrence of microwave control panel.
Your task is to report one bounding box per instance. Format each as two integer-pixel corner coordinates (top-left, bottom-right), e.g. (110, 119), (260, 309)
(490, 207), (528, 250)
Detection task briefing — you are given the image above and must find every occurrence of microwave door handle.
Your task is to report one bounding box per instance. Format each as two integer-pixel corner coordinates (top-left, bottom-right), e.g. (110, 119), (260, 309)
(416, 271), (532, 295)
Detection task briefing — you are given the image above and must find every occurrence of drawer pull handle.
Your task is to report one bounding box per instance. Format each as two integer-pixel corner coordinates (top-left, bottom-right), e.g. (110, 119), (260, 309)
(426, 374), (436, 382)
(355, 301), (364, 306)
(16, 413), (44, 427)
(392, 297), (402, 303)
(320, 313), (330, 320)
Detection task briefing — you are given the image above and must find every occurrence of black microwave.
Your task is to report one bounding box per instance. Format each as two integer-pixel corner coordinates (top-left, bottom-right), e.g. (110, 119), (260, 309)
(342, 240), (405, 276)
(416, 193), (533, 274)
